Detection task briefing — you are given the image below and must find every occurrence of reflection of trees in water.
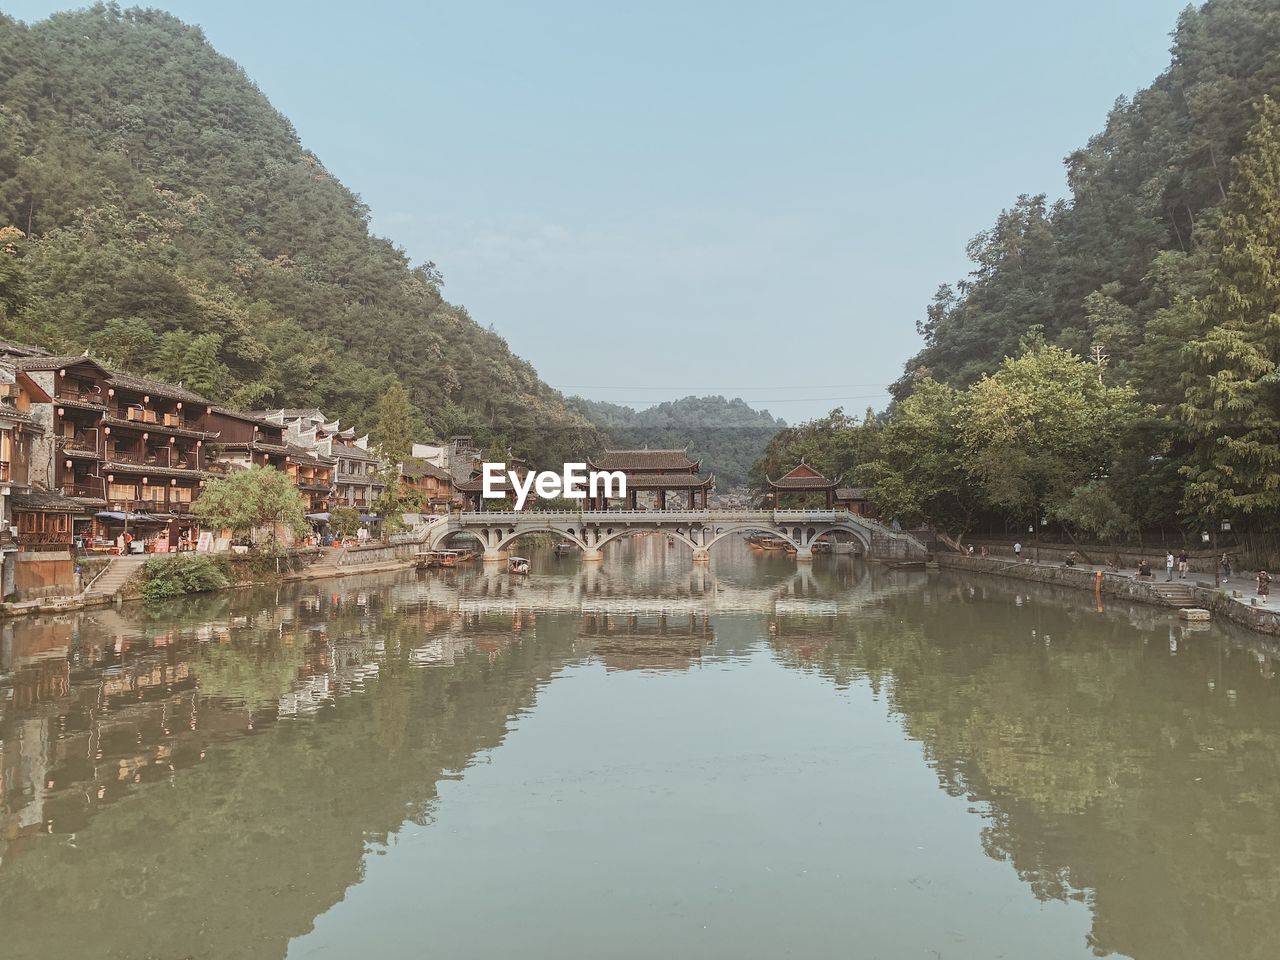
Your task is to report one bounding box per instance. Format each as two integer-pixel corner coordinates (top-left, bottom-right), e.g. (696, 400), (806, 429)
(7, 566), (1280, 958)
(0, 582), (581, 960)
(782, 574), (1280, 960)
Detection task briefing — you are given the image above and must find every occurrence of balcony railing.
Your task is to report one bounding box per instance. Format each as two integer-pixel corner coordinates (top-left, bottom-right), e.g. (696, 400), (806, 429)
(62, 482), (106, 500)
(106, 498), (197, 516)
(106, 450), (202, 471)
(59, 385), (106, 405)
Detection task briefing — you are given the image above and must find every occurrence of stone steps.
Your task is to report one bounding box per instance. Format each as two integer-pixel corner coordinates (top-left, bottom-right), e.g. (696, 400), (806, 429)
(1149, 581), (1198, 607)
(83, 555), (148, 599)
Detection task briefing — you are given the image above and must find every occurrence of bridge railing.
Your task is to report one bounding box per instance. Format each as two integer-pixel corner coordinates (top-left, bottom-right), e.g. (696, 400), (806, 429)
(453, 508), (868, 523)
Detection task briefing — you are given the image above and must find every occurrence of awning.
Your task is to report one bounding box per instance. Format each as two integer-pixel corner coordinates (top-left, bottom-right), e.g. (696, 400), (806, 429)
(96, 510), (162, 522)
(360, 514), (379, 523)
(306, 512), (330, 521)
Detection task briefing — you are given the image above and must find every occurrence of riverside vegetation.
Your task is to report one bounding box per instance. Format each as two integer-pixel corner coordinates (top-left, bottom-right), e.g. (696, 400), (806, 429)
(755, 0), (1280, 566)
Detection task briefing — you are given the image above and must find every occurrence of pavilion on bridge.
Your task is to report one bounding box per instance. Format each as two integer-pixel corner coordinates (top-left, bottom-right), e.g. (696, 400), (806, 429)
(766, 462), (841, 509)
(588, 448), (714, 510)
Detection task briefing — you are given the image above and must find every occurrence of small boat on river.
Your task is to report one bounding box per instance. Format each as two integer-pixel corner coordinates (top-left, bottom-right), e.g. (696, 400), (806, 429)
(509, 556), (531, 575)
(553, 541), (578, 558)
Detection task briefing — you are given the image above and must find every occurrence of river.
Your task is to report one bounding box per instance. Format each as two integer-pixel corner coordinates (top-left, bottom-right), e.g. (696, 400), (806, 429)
(2, 537), (1278, 959)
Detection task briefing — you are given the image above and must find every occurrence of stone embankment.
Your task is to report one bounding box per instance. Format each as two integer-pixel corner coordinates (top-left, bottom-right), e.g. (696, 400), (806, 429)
(0, 536), (428, 619)
(938, 554), (1280, 637)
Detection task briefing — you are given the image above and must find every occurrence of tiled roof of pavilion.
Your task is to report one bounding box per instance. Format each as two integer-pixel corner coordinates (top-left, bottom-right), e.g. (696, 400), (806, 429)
(768, 463), (840, 489)
(589, 448), (701, 472)
(618, 472), (714, 489)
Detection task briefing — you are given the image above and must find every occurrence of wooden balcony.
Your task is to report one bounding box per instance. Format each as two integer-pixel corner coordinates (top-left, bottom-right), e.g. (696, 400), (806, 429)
(61, 482), (106, 501)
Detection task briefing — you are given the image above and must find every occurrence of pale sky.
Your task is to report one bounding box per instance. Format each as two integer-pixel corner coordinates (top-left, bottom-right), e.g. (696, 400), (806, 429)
(9, 0), (1193, 419)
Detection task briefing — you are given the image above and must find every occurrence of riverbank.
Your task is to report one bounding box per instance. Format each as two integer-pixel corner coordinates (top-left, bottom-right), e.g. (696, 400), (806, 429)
(0, 544), (424, 619)
(937, 553), (1280, 637)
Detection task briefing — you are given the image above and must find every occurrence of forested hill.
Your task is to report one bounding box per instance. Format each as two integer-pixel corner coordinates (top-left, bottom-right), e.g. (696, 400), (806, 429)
(567, 396), (783, 488)
(0, 4), (597, 463)
(900, 0), (1280, 401)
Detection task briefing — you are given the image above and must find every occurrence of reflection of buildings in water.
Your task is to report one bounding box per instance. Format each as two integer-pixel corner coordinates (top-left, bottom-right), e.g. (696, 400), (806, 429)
(0, 578), (511, 858)
(579, 609), (713, 672)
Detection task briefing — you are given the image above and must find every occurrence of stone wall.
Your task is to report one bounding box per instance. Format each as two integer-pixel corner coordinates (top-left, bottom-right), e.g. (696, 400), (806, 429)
(336, 541), (419, 567)
(937, 553), (1280, 638)
(966, 538), (1229, 574)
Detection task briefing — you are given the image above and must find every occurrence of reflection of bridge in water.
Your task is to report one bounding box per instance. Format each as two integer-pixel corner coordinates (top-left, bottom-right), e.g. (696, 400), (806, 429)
(394, 561), (923, 621)
(426, 508), (927, 563)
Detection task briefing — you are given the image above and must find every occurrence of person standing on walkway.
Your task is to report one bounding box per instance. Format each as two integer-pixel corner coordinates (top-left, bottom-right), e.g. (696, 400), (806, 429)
(1014, 542), (1022, 560)
(1166, 552), (1175, 581)
(1177, 550), (1189, 579)
(1258, 570), (1271, 600)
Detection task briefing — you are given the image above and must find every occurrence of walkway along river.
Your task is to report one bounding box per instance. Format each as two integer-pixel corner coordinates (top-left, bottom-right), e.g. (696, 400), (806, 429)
(2, 537), (1279, 959)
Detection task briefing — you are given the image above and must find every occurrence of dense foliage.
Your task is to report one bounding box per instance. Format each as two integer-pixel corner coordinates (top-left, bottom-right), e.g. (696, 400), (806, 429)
(140, 554), (230, 601)
(570, 395), (783, 488)
(0, 4), (597, 464)
(757, 0), (1280, 561)
(192, 466), (310, 542)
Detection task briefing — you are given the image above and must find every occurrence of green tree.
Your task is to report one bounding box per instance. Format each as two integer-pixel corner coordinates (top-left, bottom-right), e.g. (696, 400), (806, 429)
(1180, 97), (1280, 524)
(959, 345), (1142, 531)
(193, 466), (309, 543)
(855, 378), (979, 540)
(370, 381), (415, 465)
(328, 506), (360, 539)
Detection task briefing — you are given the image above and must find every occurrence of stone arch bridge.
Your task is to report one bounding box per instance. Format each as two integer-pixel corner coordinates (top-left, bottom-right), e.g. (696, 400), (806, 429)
(425, 509), (926, 563)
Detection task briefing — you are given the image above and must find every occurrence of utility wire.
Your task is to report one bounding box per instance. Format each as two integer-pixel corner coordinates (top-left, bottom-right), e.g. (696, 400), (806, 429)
(553, 382), (890, 391)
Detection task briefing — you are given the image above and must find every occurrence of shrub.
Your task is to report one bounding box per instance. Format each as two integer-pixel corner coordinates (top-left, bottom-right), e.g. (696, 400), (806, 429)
(141, 555), (230, 601)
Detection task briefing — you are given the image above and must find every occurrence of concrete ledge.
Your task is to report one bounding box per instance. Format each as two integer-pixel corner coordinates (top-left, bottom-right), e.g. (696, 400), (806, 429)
(937, 554), (1280, 637)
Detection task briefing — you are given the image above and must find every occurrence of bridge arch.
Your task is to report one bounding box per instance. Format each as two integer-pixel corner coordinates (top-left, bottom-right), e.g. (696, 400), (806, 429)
(493, 526), (591, 554)
(593, 527), (700, 553)
(703, 524), (802, 553)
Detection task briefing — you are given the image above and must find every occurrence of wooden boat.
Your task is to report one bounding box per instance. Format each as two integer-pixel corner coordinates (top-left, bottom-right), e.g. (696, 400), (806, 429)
(509, 556), (530, 575)
(553, 541), (578, 558)
(885, 559), (927, 571)
(418, 549), (471, 569)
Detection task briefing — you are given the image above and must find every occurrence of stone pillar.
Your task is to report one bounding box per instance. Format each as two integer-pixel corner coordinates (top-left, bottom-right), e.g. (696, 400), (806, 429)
(795, 546), (813, 562)
(581, 547), (604, 563)
(692, 547), (710, 562)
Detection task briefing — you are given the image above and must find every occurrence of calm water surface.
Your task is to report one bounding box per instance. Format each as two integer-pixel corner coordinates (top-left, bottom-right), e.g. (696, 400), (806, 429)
(2, 538), (1279, 959)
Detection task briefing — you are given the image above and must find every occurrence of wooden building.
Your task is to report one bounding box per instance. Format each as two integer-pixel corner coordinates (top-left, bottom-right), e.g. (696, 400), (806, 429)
(586, 448), (715, 510)
(200, 408), (291, 473)
(15, 355), (216, 552)
(400, 459), (458, 513)
(767, 462), (840, 509)
(286, 445), (336, 515)
(834, 486), (874, 517)
(2, 360), (51, 597)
